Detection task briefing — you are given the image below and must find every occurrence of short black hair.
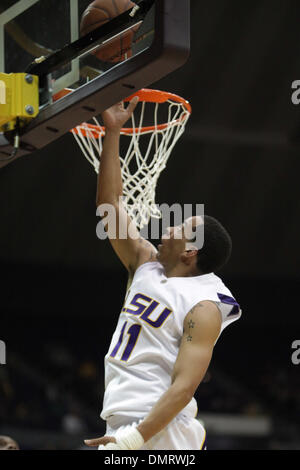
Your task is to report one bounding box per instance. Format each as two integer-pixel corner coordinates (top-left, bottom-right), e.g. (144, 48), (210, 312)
(196, 215), (232, 274)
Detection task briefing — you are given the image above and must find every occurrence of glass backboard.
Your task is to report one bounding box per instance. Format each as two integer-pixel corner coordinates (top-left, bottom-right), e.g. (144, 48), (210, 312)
(1, 0), (154, 95)
(0, 0), (190, 164)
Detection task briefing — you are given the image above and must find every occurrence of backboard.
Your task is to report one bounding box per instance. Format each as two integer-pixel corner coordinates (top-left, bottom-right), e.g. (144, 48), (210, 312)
(0, 0), (190, 165)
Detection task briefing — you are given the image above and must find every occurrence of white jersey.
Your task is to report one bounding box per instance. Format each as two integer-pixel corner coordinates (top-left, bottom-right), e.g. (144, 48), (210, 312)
(101, 261), (241, 422)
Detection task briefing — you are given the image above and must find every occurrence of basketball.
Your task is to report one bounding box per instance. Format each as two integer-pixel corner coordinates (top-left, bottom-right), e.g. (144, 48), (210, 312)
(80, 0), (140, 63)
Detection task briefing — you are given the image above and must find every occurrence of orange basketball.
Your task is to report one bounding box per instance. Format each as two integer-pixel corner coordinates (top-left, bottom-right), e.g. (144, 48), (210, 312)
(80, 0), (140, 63)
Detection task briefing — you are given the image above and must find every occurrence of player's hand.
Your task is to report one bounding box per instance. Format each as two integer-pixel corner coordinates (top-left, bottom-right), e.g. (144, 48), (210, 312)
(84, 435), (117, 448)
(102, 97), (139, 131)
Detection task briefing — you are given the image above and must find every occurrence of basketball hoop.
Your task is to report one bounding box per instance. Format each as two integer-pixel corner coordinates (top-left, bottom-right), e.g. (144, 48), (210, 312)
(71, 89), (191, 229)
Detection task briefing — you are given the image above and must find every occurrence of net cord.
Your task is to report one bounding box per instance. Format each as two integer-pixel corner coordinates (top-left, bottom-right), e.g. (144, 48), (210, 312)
(72, 96), (190, 229)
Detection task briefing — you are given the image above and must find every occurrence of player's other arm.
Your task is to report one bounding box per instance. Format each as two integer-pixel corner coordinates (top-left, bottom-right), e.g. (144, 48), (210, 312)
(96, 99), (157, 274)
(84, 301), (221, 449)
(136, 300), (221, 442)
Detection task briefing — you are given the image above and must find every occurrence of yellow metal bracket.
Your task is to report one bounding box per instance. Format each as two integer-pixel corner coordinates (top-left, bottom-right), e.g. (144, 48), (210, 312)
(0, 73), (39, 132)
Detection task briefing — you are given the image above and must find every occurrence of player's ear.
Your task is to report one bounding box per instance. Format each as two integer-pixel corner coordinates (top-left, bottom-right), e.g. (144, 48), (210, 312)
(181, 249), (198, 265)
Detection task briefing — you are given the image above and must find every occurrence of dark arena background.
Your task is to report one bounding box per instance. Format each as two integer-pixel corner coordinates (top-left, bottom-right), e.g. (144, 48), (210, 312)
(1, 0), (300, 450)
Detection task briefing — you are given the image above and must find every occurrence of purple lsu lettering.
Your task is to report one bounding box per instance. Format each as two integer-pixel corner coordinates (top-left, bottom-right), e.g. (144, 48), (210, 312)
(110, 294), (172, 362)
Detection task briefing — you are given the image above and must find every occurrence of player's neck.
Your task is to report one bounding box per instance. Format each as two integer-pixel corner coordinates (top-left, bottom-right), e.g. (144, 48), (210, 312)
(164, 263), (200, 278)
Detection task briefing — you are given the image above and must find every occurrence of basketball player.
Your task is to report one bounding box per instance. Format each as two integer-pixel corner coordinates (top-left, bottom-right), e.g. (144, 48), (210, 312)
(84, 98), (241, 451)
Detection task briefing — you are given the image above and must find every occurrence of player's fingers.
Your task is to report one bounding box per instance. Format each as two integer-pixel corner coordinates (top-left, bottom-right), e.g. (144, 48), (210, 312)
(84, 438), (102, 447)
(84, 436), (116, 447)
(126, 96), (139, 114)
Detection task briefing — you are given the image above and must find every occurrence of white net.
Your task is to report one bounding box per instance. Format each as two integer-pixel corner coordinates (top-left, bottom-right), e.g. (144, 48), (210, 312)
(72, 90), (191, 229)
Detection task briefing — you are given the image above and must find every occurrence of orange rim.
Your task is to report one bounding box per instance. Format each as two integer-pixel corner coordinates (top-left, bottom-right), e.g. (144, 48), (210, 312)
(53, 88), (191, 137)
(124, 88), (192, 113)
(73, 115), (190, 138)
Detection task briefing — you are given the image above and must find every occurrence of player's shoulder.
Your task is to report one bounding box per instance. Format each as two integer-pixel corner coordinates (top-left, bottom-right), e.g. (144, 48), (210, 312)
(199, 271), (224, 285)
(184, 272), (227, 299)
(191, 272), (241, 317)
(204, 272), (234, 296)
(131, 259), (163, 278)
(188, 299), (221, 320)
(184, 300), (222, 343)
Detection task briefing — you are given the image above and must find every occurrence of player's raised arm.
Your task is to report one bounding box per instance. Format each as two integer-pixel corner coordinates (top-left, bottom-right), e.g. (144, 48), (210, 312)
(96, 99), (157, 274)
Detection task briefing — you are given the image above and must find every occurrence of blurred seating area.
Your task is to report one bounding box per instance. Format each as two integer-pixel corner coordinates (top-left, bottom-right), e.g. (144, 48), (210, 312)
(0, 322), (299, 449)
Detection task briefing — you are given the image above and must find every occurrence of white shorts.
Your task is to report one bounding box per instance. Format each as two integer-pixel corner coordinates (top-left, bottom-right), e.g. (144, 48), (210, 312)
(98, 415), (206, 451)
